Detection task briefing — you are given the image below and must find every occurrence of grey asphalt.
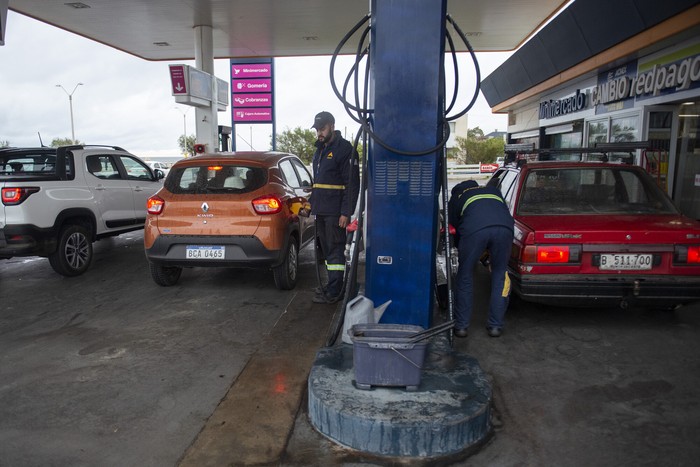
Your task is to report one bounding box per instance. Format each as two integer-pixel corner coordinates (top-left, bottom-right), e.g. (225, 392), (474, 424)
(1, 231), (699, 466)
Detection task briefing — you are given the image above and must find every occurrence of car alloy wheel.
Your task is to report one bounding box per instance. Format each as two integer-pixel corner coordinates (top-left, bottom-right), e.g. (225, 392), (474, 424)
(48, 224), (93, 276)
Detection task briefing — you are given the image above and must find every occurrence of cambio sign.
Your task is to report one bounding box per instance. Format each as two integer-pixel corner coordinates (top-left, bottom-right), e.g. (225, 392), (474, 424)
(592, 46), (700, 107)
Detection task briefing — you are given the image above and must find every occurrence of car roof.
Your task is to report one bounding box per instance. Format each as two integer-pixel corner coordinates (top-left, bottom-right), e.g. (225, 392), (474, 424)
(0, 147), (57, 154)
(174, 151), (298, 167)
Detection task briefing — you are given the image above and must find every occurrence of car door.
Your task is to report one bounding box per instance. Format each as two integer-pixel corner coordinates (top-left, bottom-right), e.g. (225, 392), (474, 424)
(279, 158), (314, 246)
(84, 154), (137, 230)
(116, 155), (162, 223)
(290, 158), (315, 245)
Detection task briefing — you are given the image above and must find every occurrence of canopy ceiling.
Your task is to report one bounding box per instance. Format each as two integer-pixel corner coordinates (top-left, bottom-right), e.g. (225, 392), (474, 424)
(8, 0), (567, 60)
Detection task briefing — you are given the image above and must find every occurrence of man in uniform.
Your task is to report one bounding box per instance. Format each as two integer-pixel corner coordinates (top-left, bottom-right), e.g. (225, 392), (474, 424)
(310, 111), (359, 304)
(448, 179), (514, 337)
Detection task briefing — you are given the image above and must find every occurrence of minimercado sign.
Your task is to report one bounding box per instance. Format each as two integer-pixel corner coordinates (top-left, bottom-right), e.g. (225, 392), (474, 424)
(539, 90), (587, 119)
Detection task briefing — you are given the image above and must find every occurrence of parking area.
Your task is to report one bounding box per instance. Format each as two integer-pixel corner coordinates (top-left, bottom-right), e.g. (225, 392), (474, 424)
(1, 231), (699, 466)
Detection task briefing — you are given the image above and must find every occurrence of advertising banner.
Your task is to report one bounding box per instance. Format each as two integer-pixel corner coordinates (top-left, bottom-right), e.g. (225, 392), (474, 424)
(230, 58), (274, 125)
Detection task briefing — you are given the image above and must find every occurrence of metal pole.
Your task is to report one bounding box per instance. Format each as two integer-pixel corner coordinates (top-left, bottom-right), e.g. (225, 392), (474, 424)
(56, 83), (83, 143)
(68, 95), (75, 141)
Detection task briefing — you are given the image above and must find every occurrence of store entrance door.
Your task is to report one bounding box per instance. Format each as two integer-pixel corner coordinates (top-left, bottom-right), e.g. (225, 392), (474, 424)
(673, 102), (700, 220)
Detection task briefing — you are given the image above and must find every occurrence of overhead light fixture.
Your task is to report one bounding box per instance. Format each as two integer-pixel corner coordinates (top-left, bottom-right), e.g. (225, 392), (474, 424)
(153, 42), (171, 47)
(64, 2), (91, 8)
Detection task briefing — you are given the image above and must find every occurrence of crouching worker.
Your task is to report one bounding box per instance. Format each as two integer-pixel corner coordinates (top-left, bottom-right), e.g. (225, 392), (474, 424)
(447, 180), (514, 338)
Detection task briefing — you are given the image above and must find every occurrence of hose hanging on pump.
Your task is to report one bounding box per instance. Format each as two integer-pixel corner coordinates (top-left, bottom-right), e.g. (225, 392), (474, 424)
(323, 11), (482, 346)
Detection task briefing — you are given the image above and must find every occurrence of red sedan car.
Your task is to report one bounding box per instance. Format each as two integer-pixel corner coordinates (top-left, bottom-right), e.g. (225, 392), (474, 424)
(487, 159), (700, 309)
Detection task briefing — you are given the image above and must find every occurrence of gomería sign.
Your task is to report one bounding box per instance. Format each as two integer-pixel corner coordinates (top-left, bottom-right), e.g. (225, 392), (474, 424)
(539, 89), (588, 119)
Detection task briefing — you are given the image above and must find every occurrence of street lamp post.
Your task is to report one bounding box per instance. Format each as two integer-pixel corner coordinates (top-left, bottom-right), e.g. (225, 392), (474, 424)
(56, 83), (83, 142)
(175, 106), (191, 137)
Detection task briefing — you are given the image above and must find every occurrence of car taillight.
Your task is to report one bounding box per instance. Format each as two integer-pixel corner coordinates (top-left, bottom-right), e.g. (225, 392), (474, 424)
(1, 187), (40, 206)
(252, 195), (282, 214)
(147, 196), (165, 215)
(522, 245), (581, 263)
(674, 245), (700, 265)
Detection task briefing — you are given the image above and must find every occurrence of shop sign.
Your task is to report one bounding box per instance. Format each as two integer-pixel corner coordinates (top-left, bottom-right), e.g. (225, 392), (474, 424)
(539, 89), (588, 119)
(230, 58), (274, 124)
(634, 47), (700, 102)
(593, 43), (700, 113)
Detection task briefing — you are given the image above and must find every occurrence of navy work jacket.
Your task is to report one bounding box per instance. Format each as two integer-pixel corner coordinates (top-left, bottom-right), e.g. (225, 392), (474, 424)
(448, 181), (514, 238)
(310, 130), (359, 217)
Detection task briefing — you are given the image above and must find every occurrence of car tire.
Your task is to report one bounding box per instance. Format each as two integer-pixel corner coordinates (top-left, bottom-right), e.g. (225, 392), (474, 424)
(273, 238), (298, 290)
(149, 262), (182, 286)
(48, 224), (93, 277)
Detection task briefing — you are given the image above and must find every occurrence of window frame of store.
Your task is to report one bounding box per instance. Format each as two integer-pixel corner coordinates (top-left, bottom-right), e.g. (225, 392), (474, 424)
(673, 102), (700, 220)
(585, 111), (642, 160)
(642, 105), (679, 196)
(544, 121), (583, 150)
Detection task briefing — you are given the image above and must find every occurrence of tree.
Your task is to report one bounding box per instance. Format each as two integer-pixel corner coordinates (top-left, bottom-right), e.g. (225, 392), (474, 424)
(467, 127), (485, 140)
(453, 126), (504, 164)
(275, 127), (317, 164)
(51, 137), (82, 147)
(178, 134), (196, 157)
(0, 140), (10, 148)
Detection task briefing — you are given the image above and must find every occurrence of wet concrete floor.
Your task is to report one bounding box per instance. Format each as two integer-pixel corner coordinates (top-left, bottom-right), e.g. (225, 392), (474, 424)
(1, 231), (699, 466)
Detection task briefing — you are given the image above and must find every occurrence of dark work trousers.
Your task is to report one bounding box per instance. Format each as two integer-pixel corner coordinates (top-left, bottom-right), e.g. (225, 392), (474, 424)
(455, 226), (514, 330)
(316, 215), (346, 297)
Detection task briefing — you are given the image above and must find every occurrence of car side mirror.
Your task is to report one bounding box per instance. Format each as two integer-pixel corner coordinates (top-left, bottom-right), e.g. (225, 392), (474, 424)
(154, 169), (165, 180)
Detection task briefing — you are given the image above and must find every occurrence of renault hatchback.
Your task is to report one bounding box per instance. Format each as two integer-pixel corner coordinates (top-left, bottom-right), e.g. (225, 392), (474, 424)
(144, 152), (314, 289)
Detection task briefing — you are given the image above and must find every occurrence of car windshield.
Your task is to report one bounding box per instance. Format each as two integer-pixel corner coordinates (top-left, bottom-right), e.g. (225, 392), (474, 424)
(517, 167), (679, 215)
(165, 164), (266, 194)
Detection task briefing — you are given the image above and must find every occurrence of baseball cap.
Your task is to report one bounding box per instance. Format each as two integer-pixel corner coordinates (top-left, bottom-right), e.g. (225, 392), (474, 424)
(311, 111), (335, 130)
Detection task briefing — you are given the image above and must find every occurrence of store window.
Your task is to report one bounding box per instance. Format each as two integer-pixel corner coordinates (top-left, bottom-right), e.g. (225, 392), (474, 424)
(546, 121), (583, 149)
(611, 115), (639, 142)
(587, 120), (608, 146)
(674, 102), (700, 219)
(586, 114), (640, 145)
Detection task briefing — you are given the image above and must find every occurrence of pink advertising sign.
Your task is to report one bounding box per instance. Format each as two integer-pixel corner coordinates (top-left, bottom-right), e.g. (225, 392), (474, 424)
(232, 78), (272, 93)
(231, 63), (272, 78)
(233, 108), (273, 122)
(169, 65), (187, 95)
(232, 93), (273, 107)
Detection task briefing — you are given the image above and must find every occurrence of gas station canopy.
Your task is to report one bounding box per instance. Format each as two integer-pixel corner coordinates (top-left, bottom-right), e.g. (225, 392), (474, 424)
(8, 0), (565, 59)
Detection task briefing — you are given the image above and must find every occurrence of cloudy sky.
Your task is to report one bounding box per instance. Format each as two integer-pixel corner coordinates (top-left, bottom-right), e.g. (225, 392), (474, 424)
(0, 10), (510, 158)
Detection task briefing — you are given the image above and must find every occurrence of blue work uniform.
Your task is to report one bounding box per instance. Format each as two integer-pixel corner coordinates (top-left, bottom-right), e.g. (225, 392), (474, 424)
(310, 130), (359, 298)
(448, 180), (514, 331)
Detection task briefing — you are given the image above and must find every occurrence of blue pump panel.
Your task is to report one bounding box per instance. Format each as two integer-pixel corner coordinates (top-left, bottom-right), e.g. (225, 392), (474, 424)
(366, 0), (446, 328)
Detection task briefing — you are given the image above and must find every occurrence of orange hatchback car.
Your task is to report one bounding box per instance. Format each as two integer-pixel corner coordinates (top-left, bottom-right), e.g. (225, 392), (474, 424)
(144, 152), (315, 289)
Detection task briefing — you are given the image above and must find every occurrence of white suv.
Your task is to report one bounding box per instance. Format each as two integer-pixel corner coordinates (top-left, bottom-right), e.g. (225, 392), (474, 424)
(0, 145), (163, 276)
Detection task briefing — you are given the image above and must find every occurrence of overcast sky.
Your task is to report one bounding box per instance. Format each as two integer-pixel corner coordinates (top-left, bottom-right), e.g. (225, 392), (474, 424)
(0, 10), (510, 158)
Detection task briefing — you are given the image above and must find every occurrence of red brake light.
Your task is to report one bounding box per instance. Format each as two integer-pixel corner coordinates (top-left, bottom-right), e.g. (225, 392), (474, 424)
(1, 187), (40, 205)
(523, 245), (580, 264)
(147, 196), (165, 215)
(675, 245), (700, 264)
(690, 246), (700, 264)
(538, 246), (570, 263)
(252, 195), (282, 214)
